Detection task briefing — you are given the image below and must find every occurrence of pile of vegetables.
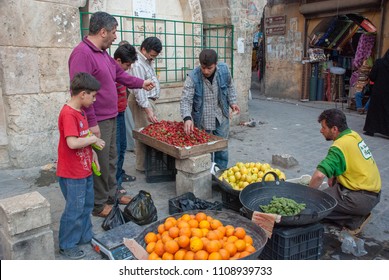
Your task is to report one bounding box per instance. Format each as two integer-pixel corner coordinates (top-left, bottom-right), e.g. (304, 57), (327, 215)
(260, 196), (306, 216)
(141, 120), (211, 147)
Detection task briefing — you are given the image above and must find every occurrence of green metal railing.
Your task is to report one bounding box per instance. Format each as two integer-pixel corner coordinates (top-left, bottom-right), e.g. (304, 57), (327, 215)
(80, 12), (234, 83)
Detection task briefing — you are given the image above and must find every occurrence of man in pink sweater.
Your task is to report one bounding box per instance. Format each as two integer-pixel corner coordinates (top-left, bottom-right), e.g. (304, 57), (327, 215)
(69, 11), (154, 217)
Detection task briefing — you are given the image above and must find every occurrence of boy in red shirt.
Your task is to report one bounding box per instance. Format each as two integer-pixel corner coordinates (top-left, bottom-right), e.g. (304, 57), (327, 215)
(56, 72), (105, 259)
(114, 43), (138, 194)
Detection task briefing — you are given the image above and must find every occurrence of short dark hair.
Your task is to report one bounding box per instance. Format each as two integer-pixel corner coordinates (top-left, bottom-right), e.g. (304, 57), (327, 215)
(70, 72), (100, 96)
(318, 109), (348, 132)
(114, 44), (138, 63)
(140, 37), (162, 53)
(199, 49), (218, 66)
(89, 11), (118, 35)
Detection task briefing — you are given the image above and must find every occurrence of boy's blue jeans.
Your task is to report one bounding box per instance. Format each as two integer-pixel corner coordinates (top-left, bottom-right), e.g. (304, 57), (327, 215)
(116, 111), (127, 187)
(58, 176), (94, 250)
(207, 117), (229, 169)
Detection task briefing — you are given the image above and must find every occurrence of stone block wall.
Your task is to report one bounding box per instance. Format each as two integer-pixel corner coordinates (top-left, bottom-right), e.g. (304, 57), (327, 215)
(0, 0), (85, 168)
(0, 191), (55, 259)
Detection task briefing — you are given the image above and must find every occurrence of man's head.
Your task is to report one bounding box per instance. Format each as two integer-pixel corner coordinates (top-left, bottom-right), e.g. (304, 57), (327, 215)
(318, 109), (348, 141)
(199, 49), (218, 78)
(88, 11), (118, 50)
(70, 72), (100, 107)
(114, 44), (138, 71)
(140, 37), (162, 61)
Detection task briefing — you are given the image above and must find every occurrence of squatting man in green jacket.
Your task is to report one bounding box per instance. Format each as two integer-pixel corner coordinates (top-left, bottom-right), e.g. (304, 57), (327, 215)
(309, 109), (381, 235)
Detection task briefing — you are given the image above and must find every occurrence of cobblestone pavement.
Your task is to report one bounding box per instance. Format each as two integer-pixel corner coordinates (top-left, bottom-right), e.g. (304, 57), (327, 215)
(1, 90), (388, 260)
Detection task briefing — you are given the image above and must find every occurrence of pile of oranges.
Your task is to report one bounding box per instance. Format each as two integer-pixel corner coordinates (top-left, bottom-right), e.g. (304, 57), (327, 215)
(143, 212), (256, 260)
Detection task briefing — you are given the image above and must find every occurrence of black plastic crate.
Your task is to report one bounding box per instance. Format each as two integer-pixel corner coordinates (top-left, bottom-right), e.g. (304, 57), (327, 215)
(259, 223), (324, 260)
(220, 190), (242, 212)
(168, 192), (223, 215)
(145, 146), (176, 183)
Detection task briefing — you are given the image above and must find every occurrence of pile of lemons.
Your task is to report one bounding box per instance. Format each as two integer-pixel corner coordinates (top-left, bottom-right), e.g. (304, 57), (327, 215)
(218, 162), (286, 191)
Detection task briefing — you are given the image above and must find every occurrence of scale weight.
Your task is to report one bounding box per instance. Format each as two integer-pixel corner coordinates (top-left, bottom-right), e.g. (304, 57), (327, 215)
(91, 221), (144, 260)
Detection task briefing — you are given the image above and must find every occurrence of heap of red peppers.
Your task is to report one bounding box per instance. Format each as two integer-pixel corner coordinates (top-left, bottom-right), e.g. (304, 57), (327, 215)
(141, 120), (211, 147)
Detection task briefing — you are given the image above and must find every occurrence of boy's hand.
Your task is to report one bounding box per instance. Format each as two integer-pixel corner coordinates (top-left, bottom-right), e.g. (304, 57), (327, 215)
(94, 138), (105, 150)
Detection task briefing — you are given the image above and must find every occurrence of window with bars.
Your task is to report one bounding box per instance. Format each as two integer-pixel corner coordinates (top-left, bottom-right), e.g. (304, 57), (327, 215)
(80, 12), (234, 84)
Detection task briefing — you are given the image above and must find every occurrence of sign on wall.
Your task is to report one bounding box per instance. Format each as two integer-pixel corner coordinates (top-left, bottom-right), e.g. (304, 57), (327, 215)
(133, 0), (156, 18)
(266, 16), (286, 26)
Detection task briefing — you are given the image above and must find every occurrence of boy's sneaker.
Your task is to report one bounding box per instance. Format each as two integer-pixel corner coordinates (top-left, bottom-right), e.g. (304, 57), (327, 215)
(59, 247), (86, 260)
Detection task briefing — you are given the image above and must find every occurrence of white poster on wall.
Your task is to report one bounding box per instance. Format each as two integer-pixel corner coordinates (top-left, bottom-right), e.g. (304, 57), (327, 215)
(133, 0), (156, 18)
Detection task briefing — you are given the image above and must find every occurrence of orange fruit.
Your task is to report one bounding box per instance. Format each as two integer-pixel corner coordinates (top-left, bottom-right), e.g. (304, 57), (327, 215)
(239, 251), (251, 258)
(195, 212), (207, 222)
(164, 240), (179, 254)
(164, 219), (175, 231)
(179, 227), (192, 238)
(177, 220), (190, 229)
(208, 252), (223, 260)
(199, 220), (211, 229)
(157, 224), (165, 234)
(206, 215), (213, 222)
(188, 219), (199, 228)
(168, 226), (180, 238)
(210, 219), (223, 230)
(223, 242), (237, 256)
(231, 252), (241, 259)
(165, 216), (177, 225)
(154, 241), (165, 257)
(191, 228), (203, 238)
(177, 235), (190, 248)
(190, 237), (203, 252)
(201, 228), (209, 237)
(206, 230), (219, 241)
(225, 225), (235, 237)
(245, 244), (256, 253)
(148, 251), (160, 260)
(227, 235), (238, 243)
(214, 229), (224, 240)
(217, 226), (226, 236)
(181, 214), (191, 222)
(219, 248), (230, 260)
(234, 239), (246, 252)
(162, 252), (174, 260)
(161, 232), (173, 244)
(205, 240), (221, 253)
(234, 227), (246, 239)
(194, 249), (209, 260)
(244, 234), (253, 245)
(146, 241), (156, 253)
(144, 232), (158, 244)
(174, 249), (187, 260)
(183, 251), (195, 260)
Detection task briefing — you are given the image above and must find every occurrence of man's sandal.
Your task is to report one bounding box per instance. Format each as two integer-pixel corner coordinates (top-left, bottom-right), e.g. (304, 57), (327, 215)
(122, 173), (136, 182)
(345, 213), (372, 235)
(118, 195), (132, 205)
(92, 204), (112, 218)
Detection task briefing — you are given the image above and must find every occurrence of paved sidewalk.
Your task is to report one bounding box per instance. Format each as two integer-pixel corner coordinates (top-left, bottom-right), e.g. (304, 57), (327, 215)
(1, 91), (388, 260)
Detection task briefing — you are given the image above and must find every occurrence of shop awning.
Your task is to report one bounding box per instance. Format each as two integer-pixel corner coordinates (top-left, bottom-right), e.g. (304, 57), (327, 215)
(300, 0), (381, 18)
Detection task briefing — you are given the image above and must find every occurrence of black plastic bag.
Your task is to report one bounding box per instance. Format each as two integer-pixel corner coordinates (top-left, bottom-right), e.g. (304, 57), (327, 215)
(123, 190), (158, 225)
(101, 197), (126, 231)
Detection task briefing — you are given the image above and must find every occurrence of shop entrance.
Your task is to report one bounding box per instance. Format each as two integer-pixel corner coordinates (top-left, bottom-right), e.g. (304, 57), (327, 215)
(304, 13), (377, 111)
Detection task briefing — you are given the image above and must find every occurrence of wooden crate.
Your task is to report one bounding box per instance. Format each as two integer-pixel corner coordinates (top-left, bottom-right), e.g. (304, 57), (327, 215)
(133, 129), (228, 159)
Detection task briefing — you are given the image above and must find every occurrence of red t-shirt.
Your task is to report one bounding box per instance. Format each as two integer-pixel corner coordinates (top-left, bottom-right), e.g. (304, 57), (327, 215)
(56, 105), (93, 179)
(117, 82), (128, 113)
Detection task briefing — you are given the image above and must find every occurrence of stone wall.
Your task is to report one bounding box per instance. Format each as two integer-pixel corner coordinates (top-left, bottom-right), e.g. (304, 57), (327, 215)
(0, 0), (86, 168)
(0, 0), (265, 169)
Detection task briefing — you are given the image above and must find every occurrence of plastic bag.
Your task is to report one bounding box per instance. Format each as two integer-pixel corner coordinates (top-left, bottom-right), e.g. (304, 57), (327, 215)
(123, 190), (158, 225)
(339, 230), (368, 257)
(101, 197), (126, 231)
